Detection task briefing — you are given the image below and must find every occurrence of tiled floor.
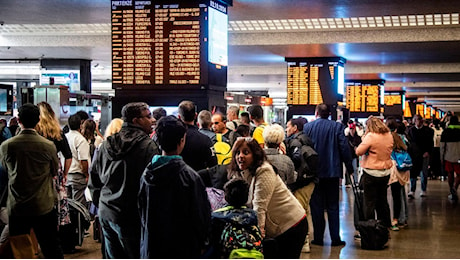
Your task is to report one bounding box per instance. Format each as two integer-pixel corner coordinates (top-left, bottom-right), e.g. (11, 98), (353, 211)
(66, 179), (460, 259)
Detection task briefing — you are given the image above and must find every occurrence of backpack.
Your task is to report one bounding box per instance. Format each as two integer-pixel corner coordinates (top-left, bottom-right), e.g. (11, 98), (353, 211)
(391, 150), (413, 171)
(288, 135), (319, 191)
(217, 206), (264, 259)
(214, 134), (232, 165)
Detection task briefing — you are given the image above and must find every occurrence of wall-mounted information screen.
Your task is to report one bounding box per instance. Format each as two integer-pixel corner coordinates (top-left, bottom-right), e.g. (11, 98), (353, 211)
(208, 2), (228, 66)
(286, 57), (345, 105)
(416, 103), (426, 117)
(112, 1), (211, 88)
(384, 94), (402, 106)
(345, 83), (380, 113)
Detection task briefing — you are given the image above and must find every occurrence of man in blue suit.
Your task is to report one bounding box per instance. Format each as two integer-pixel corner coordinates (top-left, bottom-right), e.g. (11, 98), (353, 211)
(303, 103), (354, 246)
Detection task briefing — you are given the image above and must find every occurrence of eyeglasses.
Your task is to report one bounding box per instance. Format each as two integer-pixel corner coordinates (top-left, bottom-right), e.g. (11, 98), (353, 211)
(213, 121), (222, 125)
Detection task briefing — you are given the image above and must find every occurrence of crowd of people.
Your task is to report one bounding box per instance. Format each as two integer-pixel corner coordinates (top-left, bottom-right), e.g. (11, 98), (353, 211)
(0, 100), (458, 258)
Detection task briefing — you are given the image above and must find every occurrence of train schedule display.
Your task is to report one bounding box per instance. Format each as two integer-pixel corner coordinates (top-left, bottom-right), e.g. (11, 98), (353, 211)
(286, 57), (345, 106)
(345, 83), (380, 113)
(111, 0), (229, 89)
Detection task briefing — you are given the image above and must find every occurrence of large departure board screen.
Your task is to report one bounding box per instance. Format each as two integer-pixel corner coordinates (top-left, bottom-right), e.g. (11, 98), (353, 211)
(286, 57), (345, 105)
(345, 83), (380, 113)
(112, 1), (212, 89)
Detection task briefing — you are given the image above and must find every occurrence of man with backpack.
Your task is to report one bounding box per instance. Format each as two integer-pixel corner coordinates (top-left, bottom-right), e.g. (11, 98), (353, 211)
(212, 113), (233, 165)
(247, 105), (268, 148)
(286, 117), (318, 253)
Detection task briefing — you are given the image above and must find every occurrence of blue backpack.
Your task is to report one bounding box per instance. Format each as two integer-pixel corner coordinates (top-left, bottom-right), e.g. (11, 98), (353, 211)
(391, 150), (413, 171)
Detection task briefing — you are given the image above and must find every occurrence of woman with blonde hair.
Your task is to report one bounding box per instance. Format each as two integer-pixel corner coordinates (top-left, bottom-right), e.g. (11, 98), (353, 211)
(35, 101), (74, 251)
(103, 118), (123, 140)
(355, 116), (394, 229)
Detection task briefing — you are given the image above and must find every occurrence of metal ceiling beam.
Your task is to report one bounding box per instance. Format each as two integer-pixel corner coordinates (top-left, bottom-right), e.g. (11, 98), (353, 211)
(229, 64), (460, 76)
(229, 27), (460, 45)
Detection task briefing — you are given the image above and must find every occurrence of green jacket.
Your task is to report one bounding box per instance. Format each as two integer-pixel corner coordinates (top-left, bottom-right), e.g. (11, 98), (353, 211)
(0, 129), (59, 216)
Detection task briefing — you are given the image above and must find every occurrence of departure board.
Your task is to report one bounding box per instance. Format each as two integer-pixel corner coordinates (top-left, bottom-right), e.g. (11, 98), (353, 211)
(425, 106), (432, 119)
(384, 95), (402, 106)
(404, 100), (412, 118)
(111, 1), (207, 88)
(345, 83), (380, 112)
(416, 103), (425, 116)
(286, 63), (324, 105)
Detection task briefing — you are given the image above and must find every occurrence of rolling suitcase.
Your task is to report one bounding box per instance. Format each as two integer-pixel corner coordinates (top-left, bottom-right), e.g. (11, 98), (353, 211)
(59, 199), (91, 253)
(346, 173), (388, 250)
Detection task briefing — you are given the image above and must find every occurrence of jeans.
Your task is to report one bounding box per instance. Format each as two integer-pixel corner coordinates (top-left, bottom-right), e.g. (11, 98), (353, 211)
(9, 209), (63, 258)
(398, 184), (409, 224)
(100, 217), (140, 259)
(410, 156), (429, 192)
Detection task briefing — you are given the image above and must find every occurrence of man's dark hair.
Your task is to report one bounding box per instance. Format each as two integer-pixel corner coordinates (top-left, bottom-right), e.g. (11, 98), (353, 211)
(240, 112), (250, 124)
(156, 115), (187, 153)
(68, 114), (82, 130)
(76, 110), (90, 121)
(152, 107), (167, 121)
(18, 103), (40, 129)
(178, 100), (196, 122)
(247, 105), (263, 120)
(316, 103), (330, 119)
(236, 124), (250, 137)
(288, 118), (306, 131)
(224, 178), (249, 208)
(121, 102), (150, 123)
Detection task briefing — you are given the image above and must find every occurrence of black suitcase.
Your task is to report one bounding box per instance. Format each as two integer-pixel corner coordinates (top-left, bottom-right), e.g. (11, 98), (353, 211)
(59, 199), (91, 253)
(346, 173), (389, 250)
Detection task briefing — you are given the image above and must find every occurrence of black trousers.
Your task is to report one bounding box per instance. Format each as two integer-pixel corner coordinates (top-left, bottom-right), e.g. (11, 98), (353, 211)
(9, 209), (64, 258)
(362, 171), (391, 228)
(264, 217), (308, 259)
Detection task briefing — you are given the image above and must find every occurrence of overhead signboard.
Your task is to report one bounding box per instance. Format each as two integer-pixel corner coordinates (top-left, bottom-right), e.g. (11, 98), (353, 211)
(111, 0), (228, 89)
(345, 83), (381, 113)
(285, 57), (345, 105)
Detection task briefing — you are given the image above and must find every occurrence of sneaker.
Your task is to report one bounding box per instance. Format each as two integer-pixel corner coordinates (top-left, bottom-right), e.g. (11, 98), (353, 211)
(301, 243), (310, 253)
(398, 222), (408, 228)
(448, 193), (458, 201)
(331, 240), (346, 246)
(408, 192), (415, 199)
(391, 225), (400, 231)
(420, 191), (427, 197)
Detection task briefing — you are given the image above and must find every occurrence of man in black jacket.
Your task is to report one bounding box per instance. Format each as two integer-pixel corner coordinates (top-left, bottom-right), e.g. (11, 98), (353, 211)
(138, 115), (211, 258)
(286, 117), (318, 253)
(89, 102), (158, 259)
(178, 100), (217, 171)
(408, 114), (434, 198)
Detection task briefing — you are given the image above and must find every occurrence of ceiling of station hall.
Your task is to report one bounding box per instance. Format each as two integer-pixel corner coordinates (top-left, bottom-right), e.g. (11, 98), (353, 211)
(1, 0), (460, 112)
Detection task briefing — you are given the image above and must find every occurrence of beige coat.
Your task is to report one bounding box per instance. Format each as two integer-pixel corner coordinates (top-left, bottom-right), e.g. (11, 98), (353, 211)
(238, 162), (305, 238)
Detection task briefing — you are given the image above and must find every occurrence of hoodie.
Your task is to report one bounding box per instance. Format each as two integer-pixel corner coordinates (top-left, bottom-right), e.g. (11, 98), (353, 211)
(138, 155), (211, 258)
(88, 123), (158, 225)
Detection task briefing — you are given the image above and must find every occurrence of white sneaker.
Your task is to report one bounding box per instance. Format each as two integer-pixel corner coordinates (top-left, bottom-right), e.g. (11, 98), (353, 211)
(301, 242), (310, 253)
(408, 191), (415, 199)
(420, 191), (427, 197)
